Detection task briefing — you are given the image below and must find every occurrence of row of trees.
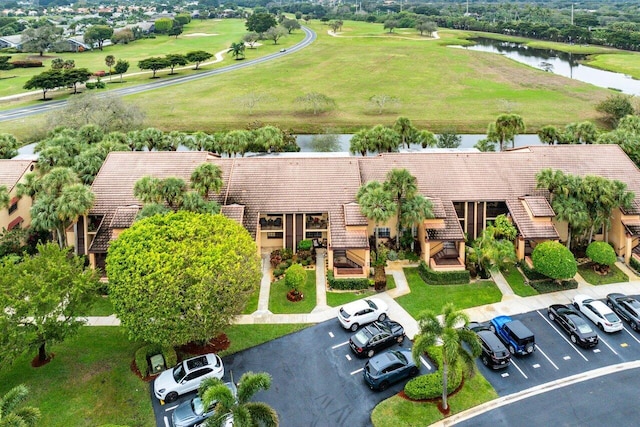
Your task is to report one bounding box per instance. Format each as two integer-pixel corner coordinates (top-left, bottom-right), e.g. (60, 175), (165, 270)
(137, 50), (214, 77)
(23, 67), (92, 99)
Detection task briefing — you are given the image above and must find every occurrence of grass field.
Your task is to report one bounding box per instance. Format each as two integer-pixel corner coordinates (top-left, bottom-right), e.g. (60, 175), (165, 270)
(269, 269), (316, 313)
(501, 264), (538, 297)
(396, 268), (502, 318)
(0, 20), (623, 141)
(578, 263), (629, 285)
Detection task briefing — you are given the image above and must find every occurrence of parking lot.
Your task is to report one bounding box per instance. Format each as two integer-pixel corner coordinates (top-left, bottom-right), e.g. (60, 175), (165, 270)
(475, 295), (640, 396)
(152, 319), (432, 427)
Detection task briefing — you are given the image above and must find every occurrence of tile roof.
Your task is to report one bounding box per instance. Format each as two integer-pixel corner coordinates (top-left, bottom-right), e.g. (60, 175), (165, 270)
(343, 203), (368, 226)
(0, 160), (34, 191)
(110, 206), (140, 228)
(506, 198), (559, 240)
(429, 198), (446, 219)
(426, 201), (465, 241)
(521, 196), (555, 217)
(622, 219), (640, 237)
(221, 204), (244, 224)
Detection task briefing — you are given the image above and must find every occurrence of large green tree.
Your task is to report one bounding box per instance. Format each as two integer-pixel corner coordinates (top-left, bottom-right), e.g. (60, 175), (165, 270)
(165, 53), (188, 74)
(493, 113), (526, 151)
(138, 57), (171, 78)
(0, 133), (19, 159)
(83, 25), (113, 50)
(199, 372), (278, 427)
(0, 385), (40, 426)
(245, 12), (277, 34)
(114, 59), (129, 83)
(412, 303), (480, 412)
(357, 181), (396, 249)
(106, 212), (262, 347)
(21, 25), (63, 56)
(186, 50), (213, 70)
(23, 69), (63, 100)
(596, 94), (634, 127)
(0, 244), (99, 364)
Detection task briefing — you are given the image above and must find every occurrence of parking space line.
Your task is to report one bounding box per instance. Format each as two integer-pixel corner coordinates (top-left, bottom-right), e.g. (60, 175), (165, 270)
(419, 356), (431, 370)
(345, 354), (352, 361)
(164, 416), (170, 427)
(597, 335), (619, 355)
(510, 359), (528, 379)
(622, 327), (640, 345)
(329, 332), (334, 338)
(164, 404), (178, 412)
(350, 368), (364, 376)
(536, 310), (589, 362)
(535, 344), (559, 370)
(332, 341), (349, 349)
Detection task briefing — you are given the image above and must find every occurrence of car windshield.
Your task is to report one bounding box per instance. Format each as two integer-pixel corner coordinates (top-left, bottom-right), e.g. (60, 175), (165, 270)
(394, 351), (407, 364)
(192, 397), (205, 416)
(340, 307), (350, 318)
(365, 363), (378, 376)
(354, 330), (368, 345)
(367, 300), (378, 310)
(605, 313), (619, 323)
(173, 363), (186, 383)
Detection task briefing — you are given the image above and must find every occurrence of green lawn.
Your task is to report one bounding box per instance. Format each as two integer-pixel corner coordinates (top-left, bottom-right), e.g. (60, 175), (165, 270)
(1, 21), (620, 141)
(326, 274), (396, 307)
(219, 323), (310, 357)
(578, 263), (629, 285)
(83, 294), (115, 316)
(269, 269), (316, 313)
(242, 284), (260, 314)
(501, 264), (538, 297)
(371, 370), (498, 426)
(396, 268), (502, 318)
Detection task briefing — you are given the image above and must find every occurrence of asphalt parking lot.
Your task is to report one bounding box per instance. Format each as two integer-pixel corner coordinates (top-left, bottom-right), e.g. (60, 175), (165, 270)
(152, 318), (432, 427)
(475, 295), (640, 396)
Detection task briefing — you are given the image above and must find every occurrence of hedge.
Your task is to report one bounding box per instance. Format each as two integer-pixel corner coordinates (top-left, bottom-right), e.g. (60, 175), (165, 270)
(529, 278), (578, 294)
(418, 261), (470, 285)
(326, 270), (371, 290)
(404, 346), (463, 400)
(630, 256), (640, 274)
(10, 60), (43, 68)
(134, 344), (177, 377)
(586, 241), (617, 267)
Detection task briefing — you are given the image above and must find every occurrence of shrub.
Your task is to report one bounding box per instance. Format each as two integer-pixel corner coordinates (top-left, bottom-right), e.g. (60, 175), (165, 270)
(285, 263), (306, 290)
(96, 81), (106, 89)
(418, 261), (470, 285)
(297, 239), (313, 251)
(273, 267), (284, 277)
(387, 250), (398, 261)
(86, 82), (96, 89)
(94, 70), (106, 77)
(586, 241), (617, 267)
(520, 261), (549, 280)
(282, 248), (293, 260)
(531, 241), (577, 280)
(404, 346), (463, 399)
(296, 249), (312, 262)
(326, 270), (370, 290)
(134, 344), (177, 377)
(529, 278), (578, 293)
(10, 60), (43, 68)
(270, 249), (282, 268)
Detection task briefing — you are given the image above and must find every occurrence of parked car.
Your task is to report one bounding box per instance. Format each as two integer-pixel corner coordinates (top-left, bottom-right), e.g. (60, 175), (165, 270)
(489, 315), (535, 356)
(547, 304), (598, 348)
(363, 349), (419, 391)
(476, 330), (511, 369)
(338, 298), (388, 331)
(172, 381), (237, 427)
(466, 321), (491, 333)
(154, 353), (224, 403)
(607, 293), (640, 331)
(573, 294), (623, 333)
(349, 319), (405, 358)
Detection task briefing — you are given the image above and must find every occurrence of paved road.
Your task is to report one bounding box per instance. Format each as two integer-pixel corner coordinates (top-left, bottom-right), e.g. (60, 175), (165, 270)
(152, 319), (432, 427)
(0, 26), (316, 123)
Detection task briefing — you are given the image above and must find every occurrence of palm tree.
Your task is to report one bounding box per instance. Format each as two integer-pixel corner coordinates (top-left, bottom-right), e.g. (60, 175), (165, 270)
(400, 195), (433, 249)
(412, 303), (481, 412)
(0, 384), (40, 427)
(494, 114), (525, 151)
(253, 126), (284, 153)
(357, 181), (396, 249)
(221, 130), (251, 157)
(349, 129), (371, 157)
(552, 194), (589, 250)
(191, 163), (223, 198)
(228, 42), (246, 60)
(200, 372), (278, 427)
(368, 125), (400, 153)
(384, 169), (418, 247)
(393, 116), (415, 149)
(537, 125), (559, 145)
(416, 129), (437, 148)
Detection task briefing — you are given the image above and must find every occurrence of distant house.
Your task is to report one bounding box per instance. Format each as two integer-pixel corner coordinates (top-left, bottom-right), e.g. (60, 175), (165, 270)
(0, 34), (22, 49)
(0, 160), (36, 232)
(120, 20), (154, 34)
(66, 35), (93, 52)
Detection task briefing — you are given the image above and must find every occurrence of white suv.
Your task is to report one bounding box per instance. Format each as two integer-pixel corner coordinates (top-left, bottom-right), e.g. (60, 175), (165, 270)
(573, 294), (623, 333)
(338, 298), (388, 331)
(154, 353), (224, 403)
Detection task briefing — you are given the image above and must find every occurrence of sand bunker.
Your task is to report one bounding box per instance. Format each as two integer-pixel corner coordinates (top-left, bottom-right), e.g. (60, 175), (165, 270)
(185, 33), (219, 37)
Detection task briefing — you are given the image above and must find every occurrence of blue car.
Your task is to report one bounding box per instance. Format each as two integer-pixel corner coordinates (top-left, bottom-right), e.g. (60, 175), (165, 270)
(489, 315), (535, 356)
(363, 349), (419, 391)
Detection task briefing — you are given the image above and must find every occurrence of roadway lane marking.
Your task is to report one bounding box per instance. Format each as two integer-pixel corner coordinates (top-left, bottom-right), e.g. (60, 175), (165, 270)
(419, 356), (431, 370)
(536, 310), (589, 361)
(345, 354), (352, 361)
(332, 341), (349, 349)
(535, 344), (559, 370)
(164, 404), (178, 412)
(597, 335), (619, 355)
(164, 416), (170, 427)
(329, 332), (334, 338)
(510, 359), (528, 379)
(622, 326), (640, 344)
(350, 368), (364, 376)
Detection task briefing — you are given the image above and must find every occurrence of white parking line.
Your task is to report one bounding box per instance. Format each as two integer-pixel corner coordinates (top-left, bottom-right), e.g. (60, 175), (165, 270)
(329, 332), (334, 338)
(597, 334), (618, 355)
(510, 359), (528, 379)
(332, 341), (349, 349)
(536, 310), (589, 362)
(535, 344), (559, 370)
(350, 368), (364, 376)
(345, 354), (352, 361)
(500, 372), (509, 378)
(419, 356), (431, 370)
(164, 416), (170, 427)
(622, 326), (640, 345)
(164, 404), (178, 412)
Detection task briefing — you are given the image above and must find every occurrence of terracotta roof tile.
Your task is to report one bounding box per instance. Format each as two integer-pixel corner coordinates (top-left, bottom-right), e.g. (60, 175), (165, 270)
(426, 201), (464, 241)
(521, 196), (555, 217)
(0, 160), (34, 191)
(110, 206), (140, 228)
(506, 198), (559, 239)
(221, 204), (244, 224)
(343, 203), (368, 226)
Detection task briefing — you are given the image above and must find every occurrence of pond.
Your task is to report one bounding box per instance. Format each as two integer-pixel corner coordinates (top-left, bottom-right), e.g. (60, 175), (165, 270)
(452, 37), (640, 95)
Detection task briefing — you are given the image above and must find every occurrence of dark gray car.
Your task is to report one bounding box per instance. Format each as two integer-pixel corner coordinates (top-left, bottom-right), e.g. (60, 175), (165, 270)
(171, 381), (237, 427)
(607, 293), (640, 331)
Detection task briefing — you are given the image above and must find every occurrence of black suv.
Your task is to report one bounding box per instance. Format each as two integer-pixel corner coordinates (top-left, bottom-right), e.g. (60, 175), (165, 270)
(477, 330), (511, 369)
(349, 319), (405, 358)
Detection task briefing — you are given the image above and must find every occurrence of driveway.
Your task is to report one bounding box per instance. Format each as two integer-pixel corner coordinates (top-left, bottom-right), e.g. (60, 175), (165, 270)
(152, 319), (431, 427)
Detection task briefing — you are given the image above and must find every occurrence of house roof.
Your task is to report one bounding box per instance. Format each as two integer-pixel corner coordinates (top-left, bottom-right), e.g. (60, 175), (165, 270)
(426, 200), (465, 241)
(0, 160), (34, 191)
(343, 203), (367, 226)
(506, 198), (559, 240)
(221, 204), (244, 224)
(521, 196), (555, 217)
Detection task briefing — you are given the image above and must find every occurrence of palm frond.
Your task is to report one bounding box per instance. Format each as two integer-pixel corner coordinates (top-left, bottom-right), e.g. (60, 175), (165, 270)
(237, 372), (271, 405)
(245, 402), (279, 427)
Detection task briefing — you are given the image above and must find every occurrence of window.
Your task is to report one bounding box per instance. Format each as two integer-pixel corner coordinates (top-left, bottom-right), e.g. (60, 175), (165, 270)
(376, 227), (390, 238)
(266, 232), (283, 239)
(8, 200), (17, 215)
(306, 231), (322, 239)
(453, 202), (465, 233)
(486, 201), (508, 220)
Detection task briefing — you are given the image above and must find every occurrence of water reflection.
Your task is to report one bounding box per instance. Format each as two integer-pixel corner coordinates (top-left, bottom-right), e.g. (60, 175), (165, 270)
(453, 37), (640, 95)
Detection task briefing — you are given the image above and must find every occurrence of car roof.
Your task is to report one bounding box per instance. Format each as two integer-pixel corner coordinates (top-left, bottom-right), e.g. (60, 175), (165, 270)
(503, 319), (534, 338)
(368, 350), (401, 369)
(477, 330), (507, 350)
(342, 298), (383, 313)
(590, 299), (614, 314)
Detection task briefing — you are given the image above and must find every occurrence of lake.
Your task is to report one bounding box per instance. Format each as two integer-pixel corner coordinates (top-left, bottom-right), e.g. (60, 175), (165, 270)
(453, 37), (640, 95)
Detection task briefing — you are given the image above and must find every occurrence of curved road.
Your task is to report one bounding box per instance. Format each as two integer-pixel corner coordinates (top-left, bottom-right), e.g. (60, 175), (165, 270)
(0, 26), (316, 123)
